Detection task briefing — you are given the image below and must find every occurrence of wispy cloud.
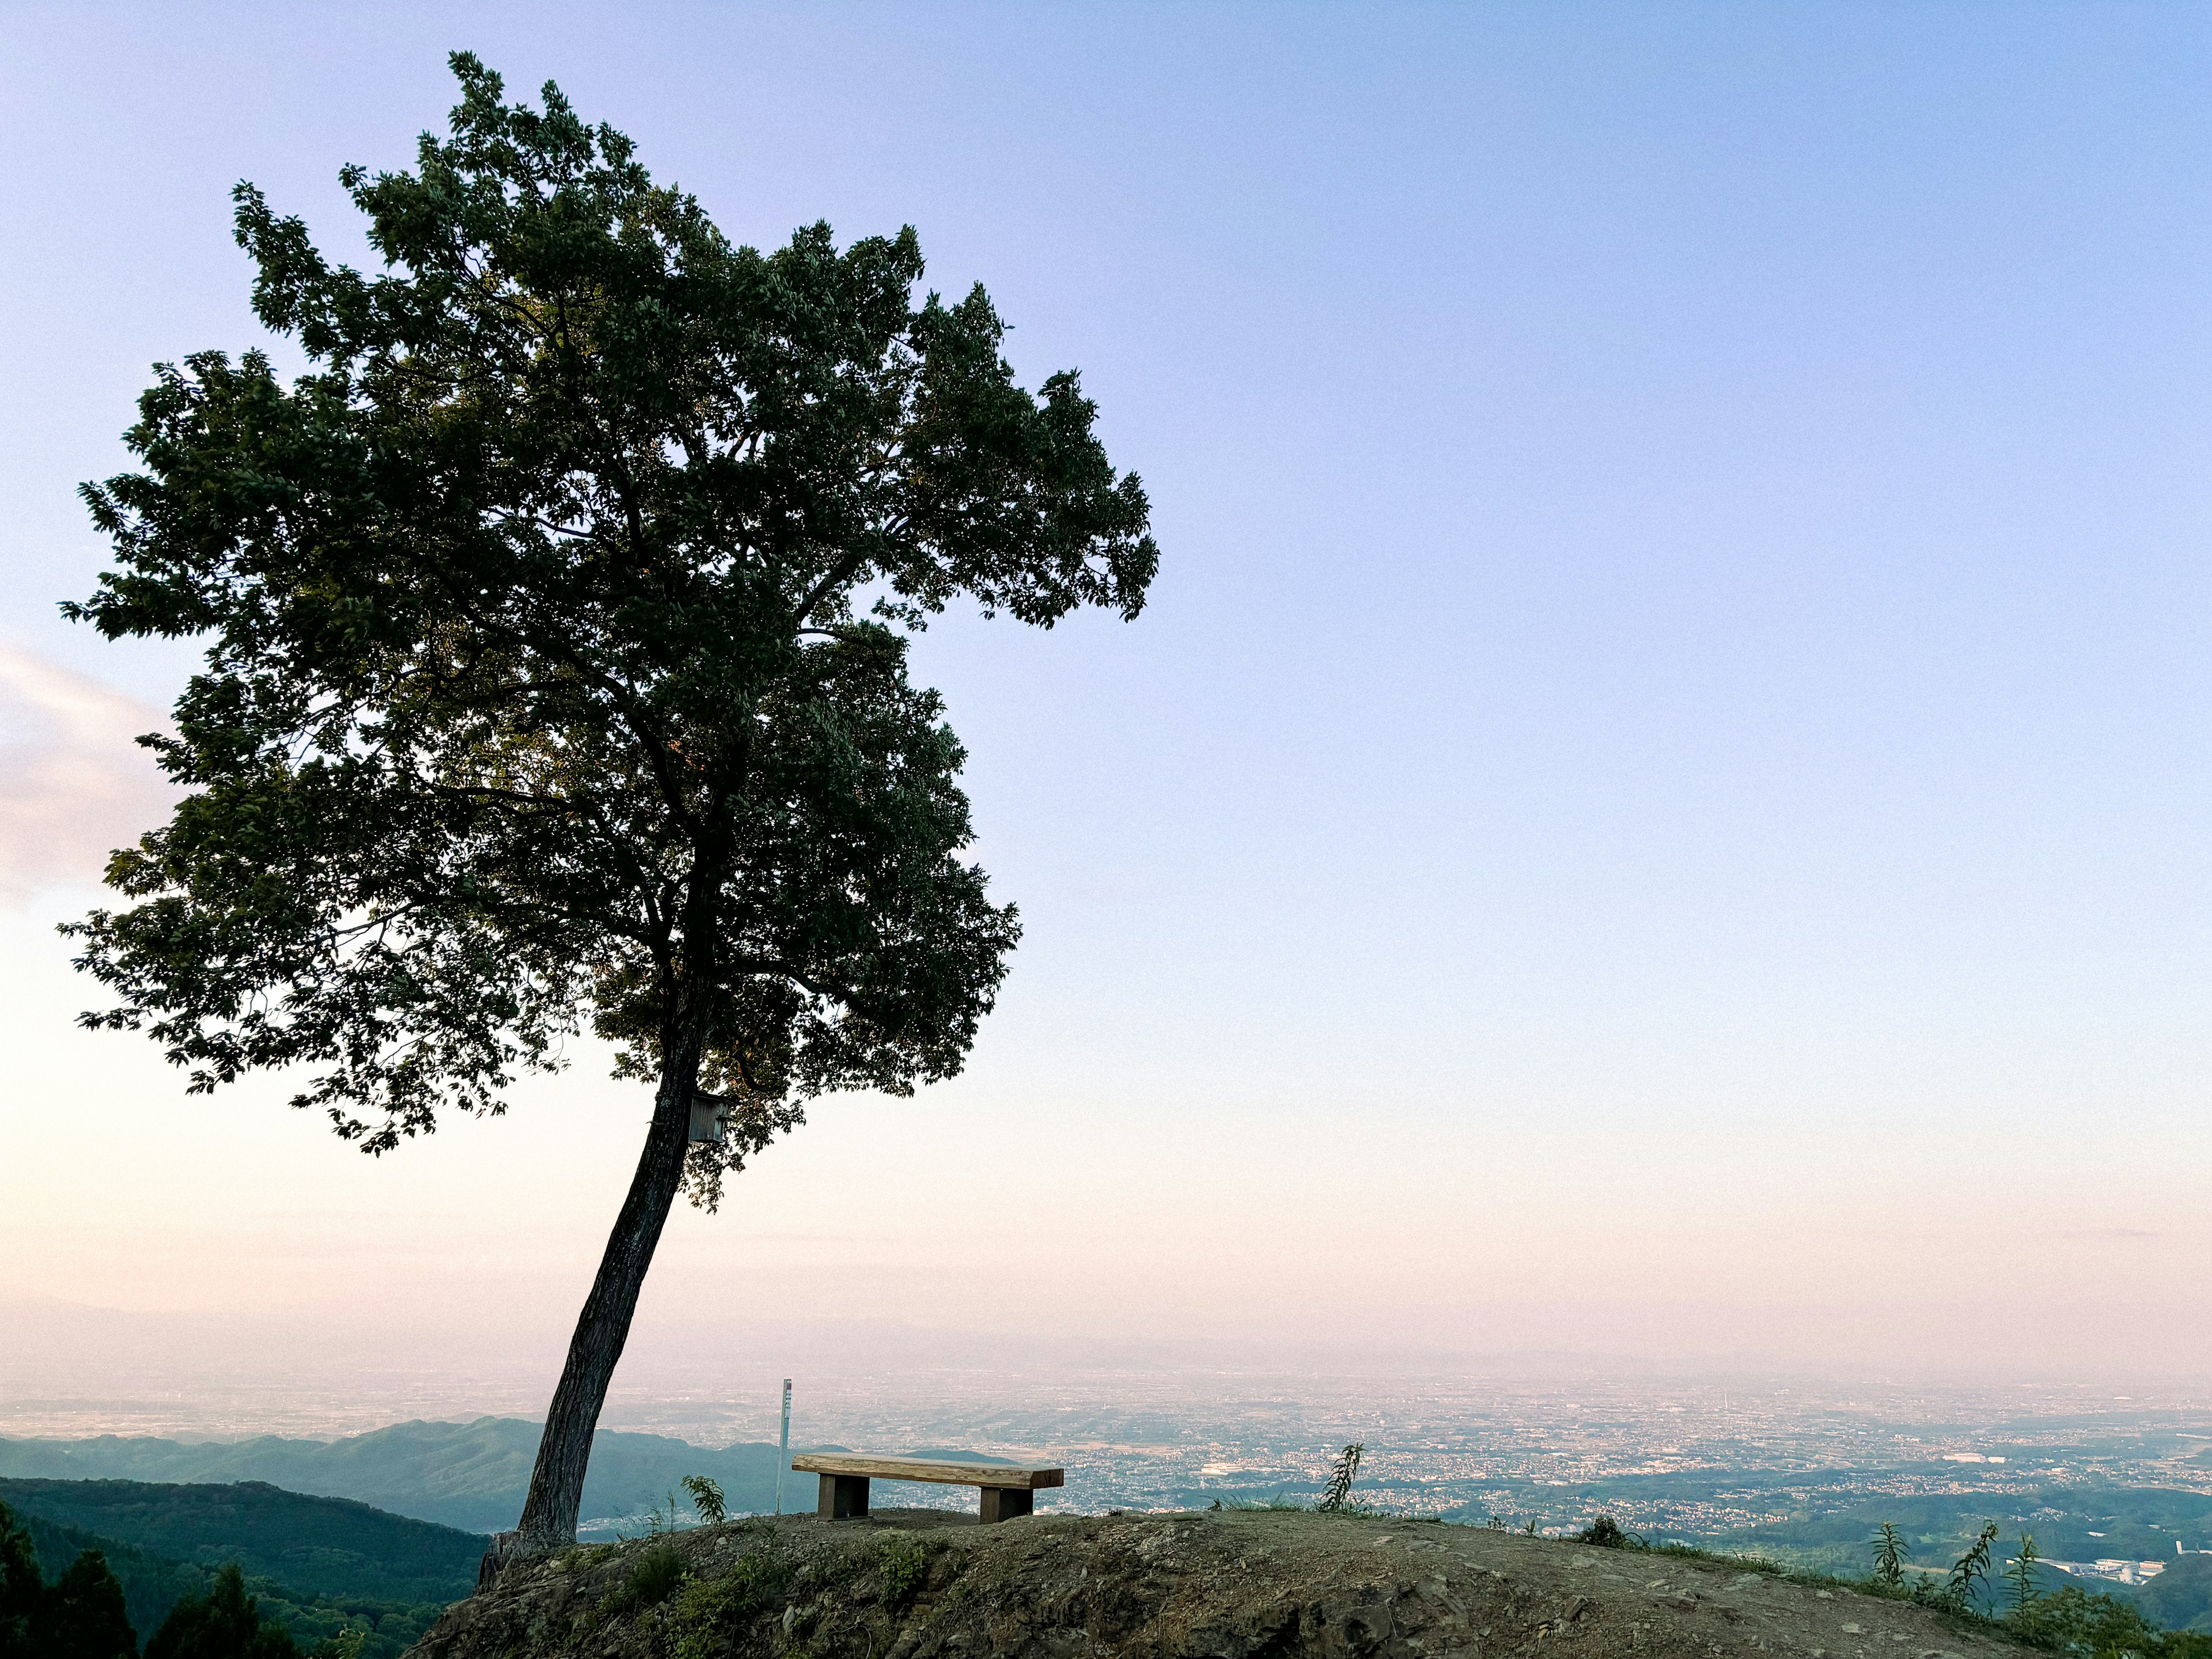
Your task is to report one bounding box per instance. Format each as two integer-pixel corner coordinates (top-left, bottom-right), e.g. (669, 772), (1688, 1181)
(0, 644), (176, 904)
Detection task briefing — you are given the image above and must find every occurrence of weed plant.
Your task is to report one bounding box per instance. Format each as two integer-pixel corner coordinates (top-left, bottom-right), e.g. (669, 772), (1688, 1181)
(1872, 1524), (1907, 1588)
(880, 1537), (933, 1614)
(597, 1538), (690, 1622)
(2007, 1534), (2042, 1618)
(681, 1476), (727, 1528)
(1949, 1523), (2000, 1609)
(1316, 1445), (1365, 1513)
(669, 1539), (793, 1659)
(1577, 1516), (1646, 1549)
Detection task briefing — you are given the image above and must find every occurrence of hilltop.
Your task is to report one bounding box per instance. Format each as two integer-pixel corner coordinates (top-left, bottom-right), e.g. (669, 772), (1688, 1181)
(412, 1508), (2035, 1659)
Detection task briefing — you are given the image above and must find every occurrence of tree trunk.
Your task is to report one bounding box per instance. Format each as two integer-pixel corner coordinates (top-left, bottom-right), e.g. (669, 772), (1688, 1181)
(503, 1032), (703, 1555)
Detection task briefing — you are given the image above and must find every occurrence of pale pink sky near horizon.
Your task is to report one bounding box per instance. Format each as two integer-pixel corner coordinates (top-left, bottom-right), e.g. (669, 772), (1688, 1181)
(2, 2), (2209, 1407)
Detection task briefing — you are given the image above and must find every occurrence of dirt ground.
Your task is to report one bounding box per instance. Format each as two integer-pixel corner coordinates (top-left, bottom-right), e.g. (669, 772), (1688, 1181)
(407, 1506), (2035, 1659)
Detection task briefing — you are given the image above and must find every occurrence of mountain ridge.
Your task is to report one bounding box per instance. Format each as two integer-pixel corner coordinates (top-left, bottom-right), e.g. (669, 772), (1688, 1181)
(0, 1475), (481, 1600)
(0, 1419), (988, 1536)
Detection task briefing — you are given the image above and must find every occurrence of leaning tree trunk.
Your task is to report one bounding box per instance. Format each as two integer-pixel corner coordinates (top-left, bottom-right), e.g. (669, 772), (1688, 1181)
(482, 1029), (704, 1577)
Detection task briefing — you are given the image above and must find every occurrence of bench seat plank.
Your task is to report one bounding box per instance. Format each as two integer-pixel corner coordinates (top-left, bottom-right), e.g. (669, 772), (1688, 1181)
(791, 1452), (1065, 1490)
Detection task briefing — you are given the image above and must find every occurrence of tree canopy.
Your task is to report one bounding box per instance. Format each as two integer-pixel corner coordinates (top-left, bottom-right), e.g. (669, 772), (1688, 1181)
(67, 52), (1156, 1204)
(143, 1565), (296, 1659)
(68, 54), (1156, 1546)
(0, 1505), (137, 1659)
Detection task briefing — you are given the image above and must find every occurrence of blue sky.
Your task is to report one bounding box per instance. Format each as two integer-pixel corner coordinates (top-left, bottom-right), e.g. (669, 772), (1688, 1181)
(2, 3), (2207, 1389)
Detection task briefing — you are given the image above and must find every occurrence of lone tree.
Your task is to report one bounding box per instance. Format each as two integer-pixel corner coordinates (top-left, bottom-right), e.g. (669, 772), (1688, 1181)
(66, 56), (1156, 1554)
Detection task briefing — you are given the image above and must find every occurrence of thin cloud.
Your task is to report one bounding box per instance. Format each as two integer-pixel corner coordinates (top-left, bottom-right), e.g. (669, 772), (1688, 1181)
(0, 643), (176, 904)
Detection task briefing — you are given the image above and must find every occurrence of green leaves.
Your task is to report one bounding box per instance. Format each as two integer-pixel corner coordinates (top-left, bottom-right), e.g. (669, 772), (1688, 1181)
(1316, 1444), (1365, 1513)
(677, 1478), (725, 1528)
(68, 55), (1156, 1169)
(2006, 1532), (2041, 1616)
(1948, 1521), (2000, 1609)
(1871, 1521), (1906, 1587)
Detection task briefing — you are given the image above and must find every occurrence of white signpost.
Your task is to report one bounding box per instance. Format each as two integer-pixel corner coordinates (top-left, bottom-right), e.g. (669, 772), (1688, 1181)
(775, 1379), (793, 1516)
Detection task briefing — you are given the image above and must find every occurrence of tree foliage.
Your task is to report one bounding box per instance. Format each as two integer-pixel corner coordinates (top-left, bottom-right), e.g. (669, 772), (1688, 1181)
(65, 53), (1157, 1205)
(0, 1504), (138, 1659)
(2016, 1584), (2212, 1659)
(145, 1564), (297, 1659)
(39, 1551), (139, 1659)
(0, 1503), (40, 1659)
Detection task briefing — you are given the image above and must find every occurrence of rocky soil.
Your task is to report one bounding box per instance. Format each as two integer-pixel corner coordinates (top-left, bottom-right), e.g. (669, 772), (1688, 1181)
(406, 1508), (2034, 1659)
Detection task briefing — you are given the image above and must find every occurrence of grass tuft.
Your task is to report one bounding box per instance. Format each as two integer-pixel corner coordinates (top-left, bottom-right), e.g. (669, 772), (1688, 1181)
(670, 1541), (794, 1659)
(880, 1536), (933, 1614)
(596, 1537), (690, 1622)
(1576, 1516), (1645, 1548)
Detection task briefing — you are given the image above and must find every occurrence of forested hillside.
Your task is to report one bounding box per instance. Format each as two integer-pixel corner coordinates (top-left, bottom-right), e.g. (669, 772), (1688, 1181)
(0, 1476), (480, 1601)
(10, 1500), (200, 1639)
(0, 1419), (793, 1534)
(4, 1496), (448, 1659)
(2133, 1557), (2212, 1633)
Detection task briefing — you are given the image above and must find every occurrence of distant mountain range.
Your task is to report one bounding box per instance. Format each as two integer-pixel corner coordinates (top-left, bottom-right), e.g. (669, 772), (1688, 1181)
(0, 1417), (1001, 1536)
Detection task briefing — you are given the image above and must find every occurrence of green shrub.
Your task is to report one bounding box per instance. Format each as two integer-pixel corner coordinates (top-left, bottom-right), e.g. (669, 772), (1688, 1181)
(670, 1547), (793, 1659)
(597, 1539), (689, 1622)
(632, 1541), (690, 1607)
(880, 1538), (931, 1614)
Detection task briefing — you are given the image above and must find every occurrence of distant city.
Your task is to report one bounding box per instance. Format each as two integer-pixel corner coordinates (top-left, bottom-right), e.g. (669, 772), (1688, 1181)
(736, 1369), (2212, 1521)
(9, 1347), (2211, 1581)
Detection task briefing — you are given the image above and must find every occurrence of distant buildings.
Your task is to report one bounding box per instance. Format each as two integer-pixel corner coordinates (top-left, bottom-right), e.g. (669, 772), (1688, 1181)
(2046, 1559), (2166, 1585)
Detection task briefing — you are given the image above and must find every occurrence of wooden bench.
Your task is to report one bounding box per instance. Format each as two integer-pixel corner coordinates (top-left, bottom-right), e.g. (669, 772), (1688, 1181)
(790, 1452), (1065, 1523)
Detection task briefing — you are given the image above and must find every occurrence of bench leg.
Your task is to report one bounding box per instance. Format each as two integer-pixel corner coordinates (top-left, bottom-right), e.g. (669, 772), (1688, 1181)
(818, 1473), (870, 1519)
(979, 1486), (1033, 1523)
